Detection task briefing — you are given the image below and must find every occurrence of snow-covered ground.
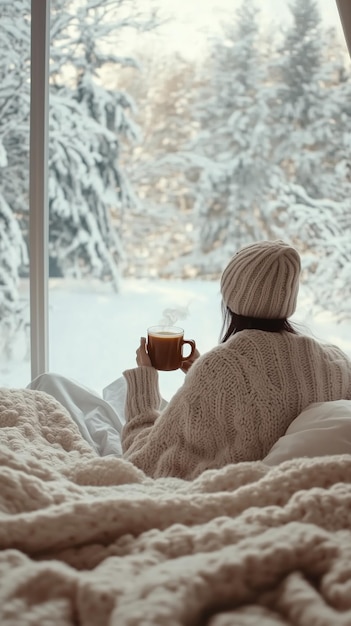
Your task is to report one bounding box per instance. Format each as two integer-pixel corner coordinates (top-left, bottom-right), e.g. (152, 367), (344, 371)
(1, 278), (351, 401)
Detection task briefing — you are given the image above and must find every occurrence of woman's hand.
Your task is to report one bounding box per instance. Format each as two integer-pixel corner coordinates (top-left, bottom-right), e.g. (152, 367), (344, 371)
(136, 337), (153, 368)
(181, 348), (200, 374)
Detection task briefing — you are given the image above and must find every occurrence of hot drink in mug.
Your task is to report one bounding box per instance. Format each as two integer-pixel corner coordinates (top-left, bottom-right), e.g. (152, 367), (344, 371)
(147, 326), (196, 371)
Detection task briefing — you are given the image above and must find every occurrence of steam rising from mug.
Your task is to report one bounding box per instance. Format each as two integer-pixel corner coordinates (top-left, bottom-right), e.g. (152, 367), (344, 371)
(159, 306), (189, 327)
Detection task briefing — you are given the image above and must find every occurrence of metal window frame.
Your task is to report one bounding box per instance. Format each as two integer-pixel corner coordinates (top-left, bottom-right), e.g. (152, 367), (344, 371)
(29, 0), (50, 379)
(336, 0), (351, 58)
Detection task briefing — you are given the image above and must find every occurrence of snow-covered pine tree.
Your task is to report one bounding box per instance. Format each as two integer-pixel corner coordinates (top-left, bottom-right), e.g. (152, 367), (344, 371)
(270, 181), (351, 319)
(0, 197), (28, 358)
(182, 0), (274, 275)
(118, 52), (204, 279)
(269, 0), (327, 197)
(312, 27), (351, 202)
(48, 0), (157, 286)
(266, 0), (351, 319)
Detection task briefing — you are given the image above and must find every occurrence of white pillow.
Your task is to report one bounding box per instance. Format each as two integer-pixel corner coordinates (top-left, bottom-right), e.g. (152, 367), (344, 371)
(263, 400), (351, 466)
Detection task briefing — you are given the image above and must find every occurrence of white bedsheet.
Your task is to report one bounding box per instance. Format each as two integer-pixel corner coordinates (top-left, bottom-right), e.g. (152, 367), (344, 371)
(27, 373), (126, 456)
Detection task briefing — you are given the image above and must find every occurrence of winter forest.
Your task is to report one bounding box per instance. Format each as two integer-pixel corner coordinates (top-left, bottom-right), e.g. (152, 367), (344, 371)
(1, 0), (351, 360)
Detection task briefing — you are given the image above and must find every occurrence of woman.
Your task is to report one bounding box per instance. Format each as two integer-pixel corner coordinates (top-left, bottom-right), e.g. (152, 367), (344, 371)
(121, 240), (351, 479)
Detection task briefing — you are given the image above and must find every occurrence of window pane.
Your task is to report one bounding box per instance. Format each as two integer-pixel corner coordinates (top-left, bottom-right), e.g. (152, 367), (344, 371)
(0, 0), (31, 386)
(47, 0), (351, 400)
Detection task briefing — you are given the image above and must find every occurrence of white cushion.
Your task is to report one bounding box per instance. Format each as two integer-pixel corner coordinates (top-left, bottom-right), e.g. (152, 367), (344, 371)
(263, 400), (351, 466)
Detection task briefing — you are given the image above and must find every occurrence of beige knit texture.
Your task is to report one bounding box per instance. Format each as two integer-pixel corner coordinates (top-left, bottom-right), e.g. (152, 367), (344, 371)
(1, 388), (351, 625)
(220, 240), (301, 318)
(122, 330), (351, 479)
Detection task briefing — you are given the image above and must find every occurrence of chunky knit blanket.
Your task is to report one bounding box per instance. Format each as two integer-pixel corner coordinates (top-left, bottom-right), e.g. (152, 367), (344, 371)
(1, 388), (351, 625)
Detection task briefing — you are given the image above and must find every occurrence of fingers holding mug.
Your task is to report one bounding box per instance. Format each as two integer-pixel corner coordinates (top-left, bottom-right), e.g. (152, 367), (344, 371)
(136, 337), (153, 368)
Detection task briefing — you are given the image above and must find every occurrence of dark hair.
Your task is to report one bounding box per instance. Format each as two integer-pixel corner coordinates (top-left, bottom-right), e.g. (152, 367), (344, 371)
(220, 304), (298, 343)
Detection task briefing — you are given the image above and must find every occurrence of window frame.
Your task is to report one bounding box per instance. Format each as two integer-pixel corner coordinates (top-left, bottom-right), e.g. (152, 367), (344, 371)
(337, 0), (351, 57)
(29, 0), (50, 379)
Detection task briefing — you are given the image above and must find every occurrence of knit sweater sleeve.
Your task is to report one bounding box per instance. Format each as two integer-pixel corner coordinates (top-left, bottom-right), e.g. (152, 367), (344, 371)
(121, 351), (235, 479)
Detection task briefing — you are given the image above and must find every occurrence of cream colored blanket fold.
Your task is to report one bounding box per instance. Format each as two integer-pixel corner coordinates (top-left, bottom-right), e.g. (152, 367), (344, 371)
(1, 388), (351, 626)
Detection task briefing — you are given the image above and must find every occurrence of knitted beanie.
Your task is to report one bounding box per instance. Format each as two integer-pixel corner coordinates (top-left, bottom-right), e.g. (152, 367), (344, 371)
(220, 240), (301, 319)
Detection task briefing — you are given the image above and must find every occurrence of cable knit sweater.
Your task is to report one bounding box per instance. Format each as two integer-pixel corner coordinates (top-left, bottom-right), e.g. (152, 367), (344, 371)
(121, 330), (351, 480)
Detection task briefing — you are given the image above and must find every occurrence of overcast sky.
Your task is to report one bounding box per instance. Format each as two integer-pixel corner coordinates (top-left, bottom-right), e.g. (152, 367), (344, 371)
(139, 0), (347, 59)
(159, 0), (342, 27)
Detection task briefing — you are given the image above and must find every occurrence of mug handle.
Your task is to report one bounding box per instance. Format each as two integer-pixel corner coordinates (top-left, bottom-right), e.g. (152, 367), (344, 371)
(181, 339), (196, 363)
